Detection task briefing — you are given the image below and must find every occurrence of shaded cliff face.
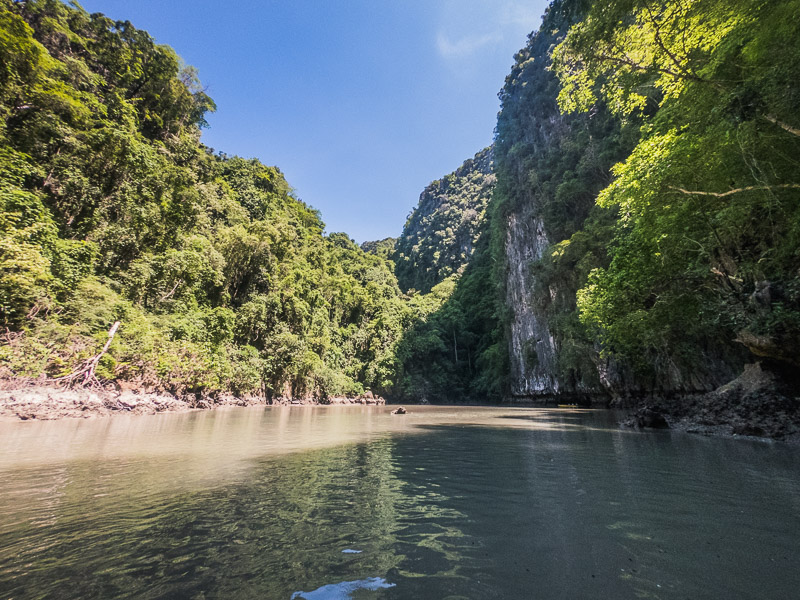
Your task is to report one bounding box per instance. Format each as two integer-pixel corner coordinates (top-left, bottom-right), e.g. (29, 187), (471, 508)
(494, 0), (740, 402)
(393, 148), (495, 293)
(505, 207), (557, 396)
(495, 0), (599, 401)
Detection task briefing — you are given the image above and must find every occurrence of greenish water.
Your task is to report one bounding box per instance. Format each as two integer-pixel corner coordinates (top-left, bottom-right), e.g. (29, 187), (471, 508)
(1, 406), (799, 599)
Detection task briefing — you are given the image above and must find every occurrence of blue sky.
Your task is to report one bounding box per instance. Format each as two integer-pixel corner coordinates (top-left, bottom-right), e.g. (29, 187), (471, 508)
(76, 0), (550, 242)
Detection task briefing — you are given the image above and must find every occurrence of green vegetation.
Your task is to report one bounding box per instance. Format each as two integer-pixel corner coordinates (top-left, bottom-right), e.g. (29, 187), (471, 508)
(554, 0), (800, 372)
(393, 226), (508, 402)
(393, 148), (495, 294)
(388, 148), (506, 402)
(0, 0), (408, 400)
(2, 0), (797, 405)
(492, 0), (642, 390)
(397, 0), (800, 400)
(483, 0), (799, 393)
(360, 237), (397, 261)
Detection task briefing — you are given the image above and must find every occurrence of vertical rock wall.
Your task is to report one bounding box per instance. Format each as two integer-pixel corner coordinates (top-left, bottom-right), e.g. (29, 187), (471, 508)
(496, 4), (739, 404)
(505, 208), (559, 399)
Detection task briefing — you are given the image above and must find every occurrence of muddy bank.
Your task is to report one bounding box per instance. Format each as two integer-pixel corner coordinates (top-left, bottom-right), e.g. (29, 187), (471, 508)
(0, 382), (385, 422)
(622, 363), (800, 444)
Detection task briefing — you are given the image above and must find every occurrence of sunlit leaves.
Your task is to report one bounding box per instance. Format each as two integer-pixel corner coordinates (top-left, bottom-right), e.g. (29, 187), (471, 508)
(0, 0), (411, 398)
(553, 0), (751, 117)
(559, 0), (800, 367)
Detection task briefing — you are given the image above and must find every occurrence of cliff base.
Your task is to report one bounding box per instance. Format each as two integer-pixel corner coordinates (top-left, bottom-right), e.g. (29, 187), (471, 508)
(623, 363), (800, 443)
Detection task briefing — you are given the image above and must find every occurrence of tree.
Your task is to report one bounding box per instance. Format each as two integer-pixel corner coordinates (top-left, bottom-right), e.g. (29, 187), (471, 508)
(554, 0), (800, 369)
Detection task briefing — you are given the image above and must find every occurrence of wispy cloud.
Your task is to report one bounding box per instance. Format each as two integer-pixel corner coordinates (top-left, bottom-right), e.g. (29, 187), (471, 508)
(436, 31), (502, 59)
(497, 2), (546, 28)
(435, 0), (546, 63)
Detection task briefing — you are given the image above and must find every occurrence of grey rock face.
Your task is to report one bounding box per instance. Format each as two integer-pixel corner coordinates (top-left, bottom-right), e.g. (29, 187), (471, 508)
(505, 208), (559, 399)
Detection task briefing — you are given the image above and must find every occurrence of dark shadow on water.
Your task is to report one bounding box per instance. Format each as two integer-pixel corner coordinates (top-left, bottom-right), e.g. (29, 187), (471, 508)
(494, 412), (594, 423)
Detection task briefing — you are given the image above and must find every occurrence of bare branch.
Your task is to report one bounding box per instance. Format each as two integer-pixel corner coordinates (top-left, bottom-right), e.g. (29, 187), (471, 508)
(669, 184), (800, 198)
(26, 302), (42, 320)
(160, 280), (182, 302)
(42, 147), (62, 190)
(764, 115), (800, 138)
(50, 321), (121, 389)
(4, 328), (22, 346)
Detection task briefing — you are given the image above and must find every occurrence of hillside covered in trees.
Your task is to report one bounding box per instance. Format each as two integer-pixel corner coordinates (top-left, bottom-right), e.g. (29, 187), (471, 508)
(392, 147), (495, 294)
(392, 0), (800, 414)
(0, 0), (410, 401)
(495, 0), (800, 400)
(1, 0), (799, 424)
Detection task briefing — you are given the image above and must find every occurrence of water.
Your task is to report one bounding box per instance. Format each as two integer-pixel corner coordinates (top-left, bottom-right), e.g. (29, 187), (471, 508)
(1, 406), (799, 599)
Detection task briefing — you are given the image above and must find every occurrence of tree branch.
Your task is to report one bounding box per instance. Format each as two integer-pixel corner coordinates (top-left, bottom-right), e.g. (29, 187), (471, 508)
(159, 279), (182, 302)
(764, 115), (800, 138)
(669, 184), (800, 198)
(642, 1), (700, 82)
(593, 51), (708, 84)
(50, 321), (121, 388)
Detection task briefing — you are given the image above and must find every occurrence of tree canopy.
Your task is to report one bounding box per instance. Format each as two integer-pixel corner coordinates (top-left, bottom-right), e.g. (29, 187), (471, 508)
(554, 0), (800, 369)
(3, 0), (798, 406)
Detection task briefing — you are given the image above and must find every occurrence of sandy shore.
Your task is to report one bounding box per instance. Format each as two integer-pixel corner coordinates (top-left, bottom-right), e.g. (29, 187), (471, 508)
(0, 384), (385, 421)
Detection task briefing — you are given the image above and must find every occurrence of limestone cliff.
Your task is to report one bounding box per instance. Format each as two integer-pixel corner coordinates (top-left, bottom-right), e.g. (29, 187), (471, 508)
(494, 0), (741, 403)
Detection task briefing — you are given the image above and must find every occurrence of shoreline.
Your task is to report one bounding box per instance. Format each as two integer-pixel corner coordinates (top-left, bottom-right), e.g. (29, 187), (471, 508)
(0, 383), (385, 422)
(2, 375), (797, 446)
(618, 363), (800, 445)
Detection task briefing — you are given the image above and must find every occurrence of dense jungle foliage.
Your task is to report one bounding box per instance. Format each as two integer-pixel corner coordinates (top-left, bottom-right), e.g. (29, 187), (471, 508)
(397, 0), (800, 400)
(392, 224), (508, 402)
(395, 0), (636, 401)
(0, 0), (409, 399)
(492, 0), (642, 391)
(393, 147), (495, 294)
(388, 149), (506, 401)
(554, 0), (800, 373)
(360, 237), (397, 261)
(2, 0), (797, 404)
(488, 0), (799, 390)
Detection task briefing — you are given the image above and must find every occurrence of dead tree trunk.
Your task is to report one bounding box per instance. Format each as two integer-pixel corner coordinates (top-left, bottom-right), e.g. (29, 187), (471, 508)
(51, 321), (121, 388)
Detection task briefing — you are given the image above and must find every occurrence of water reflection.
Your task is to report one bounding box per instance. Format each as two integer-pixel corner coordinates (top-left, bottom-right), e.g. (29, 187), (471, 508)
(291, 577), (396, 599)
(0, 407), (799, 599)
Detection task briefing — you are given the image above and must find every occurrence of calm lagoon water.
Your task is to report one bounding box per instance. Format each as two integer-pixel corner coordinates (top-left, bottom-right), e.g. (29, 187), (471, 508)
(1, 406), (799, 599)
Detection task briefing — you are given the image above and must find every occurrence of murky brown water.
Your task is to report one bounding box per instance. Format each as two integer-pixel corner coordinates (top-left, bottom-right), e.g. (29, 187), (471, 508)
(1, 406), (798, 599)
